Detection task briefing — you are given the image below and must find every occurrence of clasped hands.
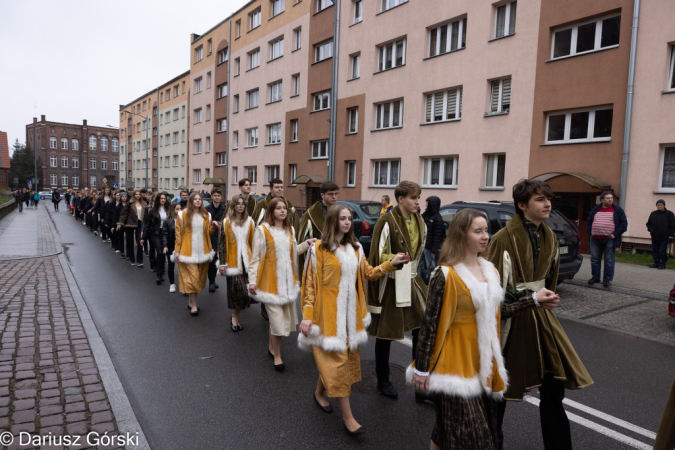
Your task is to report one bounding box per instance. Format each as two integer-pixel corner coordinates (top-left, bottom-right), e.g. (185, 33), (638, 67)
(535, 288), (560, 310)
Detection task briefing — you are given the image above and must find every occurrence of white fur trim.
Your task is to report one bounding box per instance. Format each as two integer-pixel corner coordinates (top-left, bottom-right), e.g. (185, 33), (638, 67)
(406, 365), (487, 398)
(363, 312), (372, 328)
(174, 213), (215, 264)
(225, 217), (253, 276)
(253, 225), (299, 305)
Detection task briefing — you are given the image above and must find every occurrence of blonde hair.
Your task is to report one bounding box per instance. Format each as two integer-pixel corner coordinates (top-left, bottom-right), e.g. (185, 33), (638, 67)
(184, 192), (208, 233)
(227, 194), (249, 227)
(437, 208), (488, 266)
(264, 197), (291, 231)
(320, 205), (359, 252)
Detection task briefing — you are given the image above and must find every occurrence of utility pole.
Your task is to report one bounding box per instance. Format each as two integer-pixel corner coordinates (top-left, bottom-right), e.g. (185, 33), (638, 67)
(33, 106), (37, 192)
(327, 0), (341, 182)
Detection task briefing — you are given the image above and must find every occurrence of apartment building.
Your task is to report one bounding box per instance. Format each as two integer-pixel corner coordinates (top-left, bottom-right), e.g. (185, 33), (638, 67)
(26, 115), (119, 191)
(119, 90), (157, 190)
(157, 71), (191, 196)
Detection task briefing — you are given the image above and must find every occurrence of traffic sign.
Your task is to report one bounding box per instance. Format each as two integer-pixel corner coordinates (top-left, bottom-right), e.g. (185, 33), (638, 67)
(28, 180), (32, 187)
(112, 183), (119, 189)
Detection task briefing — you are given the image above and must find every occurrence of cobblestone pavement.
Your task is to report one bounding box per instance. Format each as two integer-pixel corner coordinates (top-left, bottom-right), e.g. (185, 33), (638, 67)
(0, 205), (59, 260)
(557, 282), (675, 344)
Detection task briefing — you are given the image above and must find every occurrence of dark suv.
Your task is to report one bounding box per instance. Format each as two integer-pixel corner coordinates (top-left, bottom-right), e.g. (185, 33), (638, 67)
(439, 201), (583, 283)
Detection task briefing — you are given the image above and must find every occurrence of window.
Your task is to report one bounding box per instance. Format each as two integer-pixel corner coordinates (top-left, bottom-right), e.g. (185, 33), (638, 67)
(194, 108), (202, 124)
(61, 156), (68, 168)
(206, 105), (211, 121)
(246, 128), (259, 147)
(245, 166), (258, 184)
(290, 119), (299, 142)
(196, 46), (203, 62)
(217, 153), (226, 166)
(348, 108), (358, 133)
(90, 158), (97, 169)
(292, 74), (300, 96)
(669, 47), (675, 91)
(50, 137), (57, 149)
(315, 40), (333, 62)
(373, 159), (400, 186)
(311, 140), (328, 159)
(208, 39), (212, 55)
(235, 20), (241, 39)
(495, 1), (517, 38)
(247, 89), (259, 109)
(143, 100), (147, 111)
(233, 131), (239, 149)
(661, 147), (675, 189)
(218, 83), (228, 98)
(234, 95), (240, 113)
(153, 106), (158, 115)
(269, 80), (283, 102)
(314, 91), (330, 111)
(422, 156), (458, 187)
(248, 48), (261, 69)
(343, 161), (356, 187)
(174, 85), (179, 97)
(61, 138), (68, 150)
(50, 174), (57, 185)
(378, 38), (406, 71)
(207, 72), (212, 89)
(195, 77), (203, 93)
(375, 100), (404, 129)
(293, 28), (302, 50)
(173, 178), (179, 189)
(72, 175), (79, 187)
(290, 164), (297, 185)
(429, 18), (466, 57)
(350, 53), (360, 79)
(489, 77), (511, 114)
(182, 106), (186, 118)
(89, 135), (97, 150)
(232, 167), (238, 184)
(270, 37), (284, 60)
(271, 0), (284, 17)
(181, 131), (185, 142)
(552, 15), (620, 59)
(193, 169), (202, 184)
(72, 157), (79, 168)
(249, 7), (261, 30)
(164, 179), (170, 189)
(165, 133), (170, 145)
(101, 159), (108, 170)
(173, 108), (179, 121)
(381, 0), (406, 12)
(266, 165), (280, 185)
(234, 57), (240, 76)
(61, 174), (68, 186)
(194, 139), (202, 154)
(485, 154), (505, 188)
(218, 119), (228, 132)
(218, 47), (229, 64)
(165, 113), (171, 124)
(317, 0), (333, 12)
(72, 139), (79, 151)
(268, 123), (282, 144)
(50, 155), (57, 167)
(101, 136), (108, 151)
(173, 155), (179, 166)
(425, 88), (462, 122)
(353, 0), (362, 23)
(545, 107), (613, 143)
(112, 137), (119, 152)
(206, 137), (211, 153)
(164, 157), (169, 168)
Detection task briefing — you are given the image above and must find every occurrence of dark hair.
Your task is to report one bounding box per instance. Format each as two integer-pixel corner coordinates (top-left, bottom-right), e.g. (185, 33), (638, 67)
(320, 181), (340, 194)
(600, 190), (614, 199)
(270, 178), (283, 188)
(180, 190), (189, 196)
(512, 179), (553, 218)
(211, 187), (222, 196)
(151, 193), (168, 219)
(140, 188), (148, 194)
(238, 178), (251, 187)
(394, 181), (421, 203)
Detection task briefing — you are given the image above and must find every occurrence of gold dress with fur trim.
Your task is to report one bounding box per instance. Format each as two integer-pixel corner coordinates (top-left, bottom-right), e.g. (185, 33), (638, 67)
(300, 242), (395, 397)
(174, 211), (215, 293)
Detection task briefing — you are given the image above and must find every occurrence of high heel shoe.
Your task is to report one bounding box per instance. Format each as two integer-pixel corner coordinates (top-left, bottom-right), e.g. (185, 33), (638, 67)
(344, 423), (366, 436)
(313, 394), (333, 413)
(274, 362), (285, 372)
(191, 308), (199, 317)
(230, 317), (238, 332)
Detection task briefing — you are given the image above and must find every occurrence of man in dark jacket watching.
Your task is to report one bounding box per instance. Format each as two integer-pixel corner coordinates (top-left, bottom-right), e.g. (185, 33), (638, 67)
(646, 199), (675, 269)
(586, 191), (628, 288)
(418, 196), (445, 284)
(205, 187), (226, 292)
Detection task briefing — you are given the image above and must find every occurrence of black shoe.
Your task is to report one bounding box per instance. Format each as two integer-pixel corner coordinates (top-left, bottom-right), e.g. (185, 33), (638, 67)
(603, 280), (610, 288)
(314, 394), (333, 413)
(156, 276), (164, 285)
(415, 390), (433, 404)
(588, 278), (600, 285)
(190, 307), (199, 316)
(214, 283), (219, 289)
(344, 423), (366, 436)
(236, 324), (243, 331)
(377, 381), (398, 399)
(649, 264), (659, 268)
(230, 317), (238, 332)
(658, 265), (666, 270)
(209, 284), (216, 292)
(261, 304), (269, 321)
(274, 362), (285, 372)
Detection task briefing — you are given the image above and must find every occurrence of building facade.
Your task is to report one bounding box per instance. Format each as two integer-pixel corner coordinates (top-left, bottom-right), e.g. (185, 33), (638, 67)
(26, 115), (119, 191)
(0, 131), (8, 190)
(119, 90), (157, 190)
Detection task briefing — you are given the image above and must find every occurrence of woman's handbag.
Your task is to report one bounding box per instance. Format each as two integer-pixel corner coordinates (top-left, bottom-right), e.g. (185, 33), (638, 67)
(667, 241), (675, 259)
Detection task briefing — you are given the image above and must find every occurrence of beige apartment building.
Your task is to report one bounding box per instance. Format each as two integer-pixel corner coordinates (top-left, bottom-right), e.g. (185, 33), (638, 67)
(119, 90), (156, 190)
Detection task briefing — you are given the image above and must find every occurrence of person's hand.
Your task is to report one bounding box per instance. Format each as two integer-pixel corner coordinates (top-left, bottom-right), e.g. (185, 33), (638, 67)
(306, 238), (317, 246)
(139, 240), (144, 246)
(212, 221), (221, 229)
(116, 225), (121, 231)
(219, 266), (226, 276)
(535, 288), (560, 310)
(412, 373), (429, 392)
(299, 319), (313, 336)
(391, 252), (411, 265)
(249, 284), (257, 295)
(431, 253), (436, 260)
(610, 234), (616, 239)
(174, 252), (180, 263)
(163, 247), (168, 254)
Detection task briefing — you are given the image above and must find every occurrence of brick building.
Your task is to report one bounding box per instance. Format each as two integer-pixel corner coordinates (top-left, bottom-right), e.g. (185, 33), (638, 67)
(26, 115), (120, 191)
(0, 131), (8, 190)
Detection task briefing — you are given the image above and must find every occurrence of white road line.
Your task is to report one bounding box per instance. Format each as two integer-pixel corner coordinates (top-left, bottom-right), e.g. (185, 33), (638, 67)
(524, 396), (652, 450)
(562, 398), (657, 440)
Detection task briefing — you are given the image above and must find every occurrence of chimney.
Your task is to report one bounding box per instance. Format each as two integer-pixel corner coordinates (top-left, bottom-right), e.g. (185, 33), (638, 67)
(40, 115), (45, 122)
(83, 119), (87, 127)
(33, 117), (37, 124)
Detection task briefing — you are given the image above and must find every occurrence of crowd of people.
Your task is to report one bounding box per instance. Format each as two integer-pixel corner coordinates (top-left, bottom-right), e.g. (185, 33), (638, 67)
(39, 176), (675, 449)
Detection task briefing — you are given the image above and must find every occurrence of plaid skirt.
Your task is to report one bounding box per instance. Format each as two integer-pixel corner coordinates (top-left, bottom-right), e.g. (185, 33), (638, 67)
(226, 274), (252, 310)
(431, 393), (498, 450)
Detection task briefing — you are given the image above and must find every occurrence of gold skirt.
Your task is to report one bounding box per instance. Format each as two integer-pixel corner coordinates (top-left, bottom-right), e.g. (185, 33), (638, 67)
(312, 346), (362, 398)
(177, 261), (209, 293)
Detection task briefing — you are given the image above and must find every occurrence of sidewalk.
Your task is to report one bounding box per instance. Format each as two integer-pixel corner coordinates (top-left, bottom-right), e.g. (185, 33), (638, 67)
(0, 205), (147, 449)
(566, 254), (674, 300)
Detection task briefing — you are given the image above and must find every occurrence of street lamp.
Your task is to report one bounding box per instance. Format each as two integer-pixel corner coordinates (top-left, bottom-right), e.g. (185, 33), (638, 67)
(124, 111), (150, 190)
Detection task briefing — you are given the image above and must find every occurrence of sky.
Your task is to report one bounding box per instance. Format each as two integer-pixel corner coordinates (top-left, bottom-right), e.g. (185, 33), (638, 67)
(0, 0), (243, 155)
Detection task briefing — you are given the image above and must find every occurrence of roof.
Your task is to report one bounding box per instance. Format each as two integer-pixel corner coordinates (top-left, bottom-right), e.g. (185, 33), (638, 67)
(120, 70), (191, 110)
(531, 172), (611, 190)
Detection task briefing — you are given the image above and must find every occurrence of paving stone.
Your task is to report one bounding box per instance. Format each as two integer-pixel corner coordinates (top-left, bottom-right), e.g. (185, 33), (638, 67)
(88, 400), (109, 413)
(90, 421), (116, 434)
(84, 384), (103, 394)
(13, 399), (35, 411)
(66, 421), (88, 435)
(41, 389), (61, 398)
(66, 412), (86, 423)
(10, 422), (35, 434)
(64, 402), (85, 413)
(84, 391), (106, 403)
(63, 387), (82, 396)
(14, 379), (38, 389)
(14, 389), (37, 399)
(39, 404), (63, 416)
(15, 370), (35, 380)
(12, 408), (37, 424)
(90, 410), (114, 425)
(81, 375), (99, 385)
(40, 414), (64, 427)
(65, 394), (84, 404)
(39, 397), (62, 407)
(60, 378), (80, 388)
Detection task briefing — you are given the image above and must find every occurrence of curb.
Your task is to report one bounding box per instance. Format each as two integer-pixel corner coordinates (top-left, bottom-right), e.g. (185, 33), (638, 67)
(564, 279), (669, 302)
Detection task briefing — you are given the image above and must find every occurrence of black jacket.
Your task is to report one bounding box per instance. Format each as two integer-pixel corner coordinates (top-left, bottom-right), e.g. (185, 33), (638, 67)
(423, 196), (445, 255)
(646, 209), (675, 240)
(52, 192), (61, 203)
(142, 206), (168, 238)
(205, 201), (227, 248)
(104, 200), (118, 227)
(162, 218), (177, 252)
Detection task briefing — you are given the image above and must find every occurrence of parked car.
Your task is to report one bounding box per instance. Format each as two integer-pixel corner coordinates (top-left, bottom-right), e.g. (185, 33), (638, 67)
(439, 201), (583, 283)
(38, 191), (52, 200)
(337, 200), (381, 256)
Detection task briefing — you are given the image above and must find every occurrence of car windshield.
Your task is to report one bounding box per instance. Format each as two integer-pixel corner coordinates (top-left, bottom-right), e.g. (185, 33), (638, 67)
(544, 210), (568, 232)
(359, 203), (381, 220)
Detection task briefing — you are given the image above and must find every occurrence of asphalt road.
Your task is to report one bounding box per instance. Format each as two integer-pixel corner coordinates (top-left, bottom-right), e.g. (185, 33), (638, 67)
(48, 208), (675, 450)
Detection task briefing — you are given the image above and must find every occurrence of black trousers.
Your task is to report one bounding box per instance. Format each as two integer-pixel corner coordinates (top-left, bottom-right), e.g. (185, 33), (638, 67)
(496, 376), (571, 450)
(208, 259), (218, 285)
(150, 235), (164, 275)
(167, 259), (175, 285)
(375, 328), (419, 383)
(125, 226), (143, 264)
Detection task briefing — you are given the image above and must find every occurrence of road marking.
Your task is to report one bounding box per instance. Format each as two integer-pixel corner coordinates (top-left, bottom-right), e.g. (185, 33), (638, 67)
(562, 398), (657, 440)
(524, 396), (652, 450)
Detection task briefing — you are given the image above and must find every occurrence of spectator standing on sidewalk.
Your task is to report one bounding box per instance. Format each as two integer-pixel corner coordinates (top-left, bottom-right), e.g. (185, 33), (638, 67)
(33, 191), (40, 209)
(586, 191), (628, 288)
(52, 189), (61, 211)
(14, 190), (23, 212)
(24, 189), (31, 208)
(379, 195), (394, 217)
(646, 199), (675, 269)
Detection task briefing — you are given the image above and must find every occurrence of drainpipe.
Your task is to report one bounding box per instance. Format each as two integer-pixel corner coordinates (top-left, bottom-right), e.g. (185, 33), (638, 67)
(619, 0), (641, 209)
(327, 0), (341, 181)
(225, 20), (231, 200)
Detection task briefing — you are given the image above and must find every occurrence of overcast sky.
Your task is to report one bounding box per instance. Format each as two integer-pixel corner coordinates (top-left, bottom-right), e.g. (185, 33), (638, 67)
(0, 0), (242, 155)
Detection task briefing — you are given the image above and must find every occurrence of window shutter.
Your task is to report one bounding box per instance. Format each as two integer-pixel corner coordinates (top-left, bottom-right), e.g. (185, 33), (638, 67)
(425, 95), (433, 122)
(434, 92), (444, 121)
(491, 81), (500, 113)
(501, 78), (511, 110)
(446, 89), (457, 119)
